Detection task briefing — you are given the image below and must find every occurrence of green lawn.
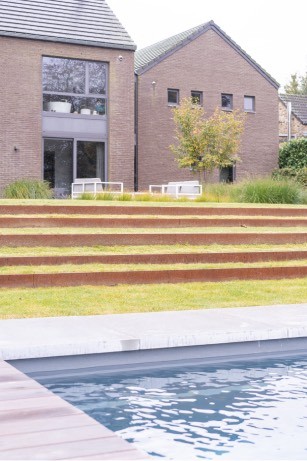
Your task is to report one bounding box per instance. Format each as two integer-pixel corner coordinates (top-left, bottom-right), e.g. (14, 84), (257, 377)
(1, 259), (307, 275)
(1, 226), (306, 235)
(0, 243), (306, 257)
(0, 198), (307, 208)
(1, 278), (306, 319)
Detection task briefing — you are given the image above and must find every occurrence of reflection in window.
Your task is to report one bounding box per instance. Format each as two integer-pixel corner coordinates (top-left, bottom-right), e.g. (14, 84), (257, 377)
(168, 89), (179, 105)
(44, 138), (73, 196)
(77, 141), (105, 180)
(89, 62), (107, 94)
(221, 93), (233, 110)
(43, 58), (85, 93)
(191, 91), (203, 105)
(42, 57), (107, 116)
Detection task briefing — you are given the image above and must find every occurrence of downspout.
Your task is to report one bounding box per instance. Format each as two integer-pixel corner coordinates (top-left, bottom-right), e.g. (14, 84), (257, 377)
(287, 101), (292, 142)
(134, 73), (139, 191)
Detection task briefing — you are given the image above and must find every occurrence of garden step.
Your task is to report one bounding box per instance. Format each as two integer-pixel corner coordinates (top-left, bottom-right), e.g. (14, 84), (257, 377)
(1, 250), (307, 266)
(0, 233), (306, 247)
(1, 266), (307, 288)
(0, 205), (307, 217)
(0, 216), (307, 228)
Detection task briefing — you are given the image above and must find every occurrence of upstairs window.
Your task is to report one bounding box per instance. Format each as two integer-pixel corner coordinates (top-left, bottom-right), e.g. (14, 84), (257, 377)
(191, 91), (203, 105)
(221, 93), (233, 110)
(168, 89), (179, 105)
(244, 95), (255, 112)
(42, 57), (107, 116)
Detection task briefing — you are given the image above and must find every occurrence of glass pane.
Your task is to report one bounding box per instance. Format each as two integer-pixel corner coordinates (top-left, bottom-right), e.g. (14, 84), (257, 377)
(191, 91), (202, 105)
(221, 94), (232, 109)
(44, 139), (73, 197)
(89, 62), (107, 94)
(43, 95), (106, 116)
(168, 90), (179, 104)
(43, 57), (85, 93)
(77, 141), (105, 180)
(244, 96), (254, 111)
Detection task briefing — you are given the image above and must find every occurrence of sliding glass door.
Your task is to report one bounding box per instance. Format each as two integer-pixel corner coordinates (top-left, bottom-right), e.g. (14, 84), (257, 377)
(44, 138), (73, 197)
(44, 138), (106, 197)
(76, 141), (105, 180)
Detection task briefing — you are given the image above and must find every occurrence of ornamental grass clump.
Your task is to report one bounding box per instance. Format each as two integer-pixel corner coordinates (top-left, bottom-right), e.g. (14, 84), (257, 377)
(4, 179), (52, 199)
(233, 177), (302, 204)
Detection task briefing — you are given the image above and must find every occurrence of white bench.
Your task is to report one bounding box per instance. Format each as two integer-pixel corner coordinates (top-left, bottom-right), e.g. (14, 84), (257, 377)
(71, 178), (124, 199)
(149, 180), (202, 198)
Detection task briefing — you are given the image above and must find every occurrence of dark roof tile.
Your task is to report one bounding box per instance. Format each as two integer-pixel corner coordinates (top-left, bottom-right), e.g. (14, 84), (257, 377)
(279, 94), (307, 125)
(0, 0), (136, 50)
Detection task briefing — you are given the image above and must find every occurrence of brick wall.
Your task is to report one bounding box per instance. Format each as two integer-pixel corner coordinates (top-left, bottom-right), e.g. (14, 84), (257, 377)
(137, 29), (279, 190)
(0, 37), (135, 193)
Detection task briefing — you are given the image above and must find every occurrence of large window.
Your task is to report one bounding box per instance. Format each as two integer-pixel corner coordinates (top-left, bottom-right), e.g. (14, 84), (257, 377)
(42, 57), (107, 116)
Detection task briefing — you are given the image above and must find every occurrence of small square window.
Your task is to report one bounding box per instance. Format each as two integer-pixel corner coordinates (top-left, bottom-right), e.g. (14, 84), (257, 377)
(221, 93), (233, 110)
(191, 91), (203, 105)
(244, 95), (255, 112)
(168, 89), (179, 105)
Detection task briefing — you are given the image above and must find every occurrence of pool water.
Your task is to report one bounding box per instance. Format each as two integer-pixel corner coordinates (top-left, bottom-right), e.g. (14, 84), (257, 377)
(40, 356), (307, 460)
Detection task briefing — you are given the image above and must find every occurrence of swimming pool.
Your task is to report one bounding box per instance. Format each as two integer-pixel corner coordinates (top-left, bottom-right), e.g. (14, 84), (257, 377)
(39, 356), (307, 460)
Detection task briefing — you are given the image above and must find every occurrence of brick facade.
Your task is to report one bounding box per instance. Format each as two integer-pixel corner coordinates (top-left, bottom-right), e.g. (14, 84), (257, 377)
(136, 29), (279, 190)
(0, 37), (135, 193)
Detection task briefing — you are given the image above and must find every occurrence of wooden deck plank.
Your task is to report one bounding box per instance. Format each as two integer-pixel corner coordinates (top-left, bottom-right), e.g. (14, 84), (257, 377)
(1, 428), (128, 451)
(0, 437), (146, 460)
(65, 450), (149, 460)
(0, 414), (99, 436)
(0, 362), (149, 460)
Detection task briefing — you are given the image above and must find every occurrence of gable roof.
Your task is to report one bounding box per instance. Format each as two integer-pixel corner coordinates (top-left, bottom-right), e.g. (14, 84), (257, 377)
(279, 93), (307, 125)
(0, 0), (136, 50)
(135, 20), (279, 89)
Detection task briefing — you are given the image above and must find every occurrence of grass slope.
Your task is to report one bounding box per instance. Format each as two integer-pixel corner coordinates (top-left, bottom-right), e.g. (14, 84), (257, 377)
(0, 279), (306, 319)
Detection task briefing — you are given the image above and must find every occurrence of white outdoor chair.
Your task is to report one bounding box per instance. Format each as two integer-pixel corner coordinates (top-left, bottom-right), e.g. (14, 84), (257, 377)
(149, 180), (202, 198)
(71, 178), (124, 199)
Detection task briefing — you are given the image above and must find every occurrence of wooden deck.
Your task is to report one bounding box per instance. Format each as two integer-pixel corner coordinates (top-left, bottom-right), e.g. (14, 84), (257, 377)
(0, 361), (149, 460)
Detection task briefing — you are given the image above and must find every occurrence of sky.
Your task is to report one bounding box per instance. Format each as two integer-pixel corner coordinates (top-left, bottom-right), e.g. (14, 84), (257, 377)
(107, 0), (307, 90)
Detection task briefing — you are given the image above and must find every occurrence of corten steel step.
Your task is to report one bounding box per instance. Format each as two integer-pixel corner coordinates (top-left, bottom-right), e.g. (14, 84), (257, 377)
(1, 250), (307, 267)
(0, 205), (307, 217)
(1, 266), (307, 288)
(0, 216), (307, 228)
(0, 233), (307, 247)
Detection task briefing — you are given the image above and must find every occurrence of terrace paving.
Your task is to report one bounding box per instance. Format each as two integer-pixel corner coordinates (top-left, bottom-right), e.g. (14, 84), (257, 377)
(1, 304), (307, 361)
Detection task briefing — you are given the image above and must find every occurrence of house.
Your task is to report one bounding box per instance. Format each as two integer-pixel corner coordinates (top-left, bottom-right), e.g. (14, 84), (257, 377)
(279, 94), (307, 142)
(135, 21), (280, 189)
(0, 0), (136, 196)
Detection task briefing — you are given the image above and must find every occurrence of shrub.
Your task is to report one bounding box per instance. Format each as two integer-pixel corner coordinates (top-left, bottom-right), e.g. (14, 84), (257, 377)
(273, 167), (307, 187)
(4, 179), (52, 199)
(233, 177), (302, 204)
(279, 138), (307, 170)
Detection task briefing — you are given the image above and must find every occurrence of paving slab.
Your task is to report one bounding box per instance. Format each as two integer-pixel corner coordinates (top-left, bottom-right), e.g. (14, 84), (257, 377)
(1, 304), (307, 360)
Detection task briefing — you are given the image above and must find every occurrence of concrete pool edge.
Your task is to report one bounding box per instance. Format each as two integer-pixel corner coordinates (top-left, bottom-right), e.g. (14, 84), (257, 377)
(1, 303), (307, 363)
(2, 304), (307, 460)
